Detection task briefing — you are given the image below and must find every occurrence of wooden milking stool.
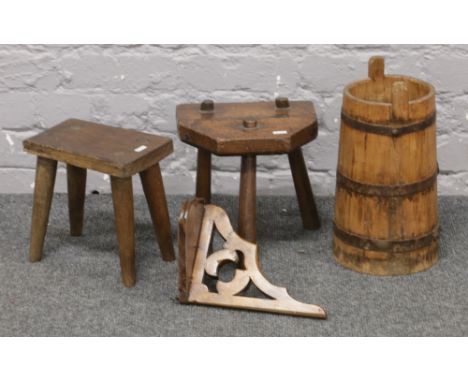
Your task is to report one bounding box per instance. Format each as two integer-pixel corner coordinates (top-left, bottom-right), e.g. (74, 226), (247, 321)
(23, 119), (175, 286)
(333, 57), (439, 275)
(177, 98), (321, 242)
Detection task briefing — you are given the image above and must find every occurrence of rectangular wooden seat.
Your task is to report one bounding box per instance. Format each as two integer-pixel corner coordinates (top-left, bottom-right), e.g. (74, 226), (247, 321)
(23, 119), (175, 287)
(23, 119), (173, 177)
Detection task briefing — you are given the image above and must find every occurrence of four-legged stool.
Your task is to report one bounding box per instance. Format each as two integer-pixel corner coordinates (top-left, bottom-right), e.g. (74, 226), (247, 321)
(176, 98), (321, 242)
(23, 119), (175, 287)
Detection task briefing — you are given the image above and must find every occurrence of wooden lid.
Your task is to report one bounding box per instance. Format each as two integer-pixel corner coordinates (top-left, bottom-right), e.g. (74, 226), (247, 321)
(176, 100), (318, 155)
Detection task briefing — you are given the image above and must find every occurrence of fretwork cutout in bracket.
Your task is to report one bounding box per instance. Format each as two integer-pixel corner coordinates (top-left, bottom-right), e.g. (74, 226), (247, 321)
(178, 198), (327, 319)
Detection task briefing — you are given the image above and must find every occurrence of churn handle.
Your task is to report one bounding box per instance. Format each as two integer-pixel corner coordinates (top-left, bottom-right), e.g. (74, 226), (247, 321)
(368, 56), (385, 81)
(392, 81), (410, 121)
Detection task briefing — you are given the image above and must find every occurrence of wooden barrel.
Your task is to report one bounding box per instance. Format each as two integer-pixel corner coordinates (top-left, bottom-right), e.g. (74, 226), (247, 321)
(333, 56), (438, 275)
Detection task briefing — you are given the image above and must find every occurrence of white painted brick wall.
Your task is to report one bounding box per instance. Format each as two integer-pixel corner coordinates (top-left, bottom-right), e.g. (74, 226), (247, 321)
(1, 44), (467, 195)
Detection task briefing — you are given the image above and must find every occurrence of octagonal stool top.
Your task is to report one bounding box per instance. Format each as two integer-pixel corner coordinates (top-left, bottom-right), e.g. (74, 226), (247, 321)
(176, 99), (318, 156)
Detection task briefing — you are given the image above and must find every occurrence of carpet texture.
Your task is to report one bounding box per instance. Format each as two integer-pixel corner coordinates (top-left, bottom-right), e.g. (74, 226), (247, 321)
(0, 194), (467, 336)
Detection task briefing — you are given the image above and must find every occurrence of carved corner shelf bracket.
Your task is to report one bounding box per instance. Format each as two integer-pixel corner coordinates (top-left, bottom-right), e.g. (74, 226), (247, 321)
(178, 198), (327, 319)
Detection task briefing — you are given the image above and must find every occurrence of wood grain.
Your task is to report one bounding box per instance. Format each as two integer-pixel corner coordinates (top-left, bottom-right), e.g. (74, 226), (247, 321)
(29, 157), (57, 262)
(178, 199), (327, 319)
(238, 155), (257, 242)
(177, 199), (205, 302)
(288, 148), (320, 230)
(195, 148), (211, 202)
(333, 56), (438, 275)
(140, 163), (175, 262)
(111, 176), (136, 287)
(24, 120), (175, 287)
(177, 100), (318, 155)
(67, 164), (87, 236)
(23, 119), (173, 177)
(177, 99), (321, 242)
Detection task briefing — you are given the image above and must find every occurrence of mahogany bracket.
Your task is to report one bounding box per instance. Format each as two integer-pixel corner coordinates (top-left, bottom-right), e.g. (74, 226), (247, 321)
(178, 198), (327, 319)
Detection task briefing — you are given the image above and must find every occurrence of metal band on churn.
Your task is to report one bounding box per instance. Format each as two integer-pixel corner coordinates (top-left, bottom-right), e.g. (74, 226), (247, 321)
(341, 110), (436, 137)
(333, 56), (439, 275)
(333, 223), (438, 253)
(336, 170), (438, 197)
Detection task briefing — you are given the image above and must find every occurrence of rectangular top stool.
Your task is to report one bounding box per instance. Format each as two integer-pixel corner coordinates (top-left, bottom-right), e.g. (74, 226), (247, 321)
(23, 119), (175, 287)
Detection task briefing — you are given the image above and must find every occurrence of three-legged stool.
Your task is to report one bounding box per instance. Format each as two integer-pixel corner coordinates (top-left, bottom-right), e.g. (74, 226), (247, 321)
(23, 119), (175, 287)
(176, 98), (321, 242)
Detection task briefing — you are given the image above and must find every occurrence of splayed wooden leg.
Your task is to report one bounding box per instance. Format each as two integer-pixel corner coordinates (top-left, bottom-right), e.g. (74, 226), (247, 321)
(140, 163), (175, 262)
(67, 164), (87, 236)
(288, 148), (320, 230)
(29, 157), (57, 262)
(111, 176), (135, 287)
(196, 148), (211, 203)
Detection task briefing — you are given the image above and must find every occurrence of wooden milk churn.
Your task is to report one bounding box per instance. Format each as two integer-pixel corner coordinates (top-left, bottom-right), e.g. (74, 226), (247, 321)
(333, 56), (439, 275)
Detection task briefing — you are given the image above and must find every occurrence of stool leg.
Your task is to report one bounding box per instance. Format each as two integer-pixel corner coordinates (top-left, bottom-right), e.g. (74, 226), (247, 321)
(140, 163), (175, 262)
(67, 164), (87, 236)
(111, 176), (135, 287)
(29, 157), (57, 262)
(196, 148), (211, 202)
(288, 148), (320, 230)
(238, 154), (257, 242)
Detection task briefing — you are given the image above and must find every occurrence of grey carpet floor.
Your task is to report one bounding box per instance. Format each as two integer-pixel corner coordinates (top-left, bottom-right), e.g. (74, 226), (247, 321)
(0, 194), (467, 336)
